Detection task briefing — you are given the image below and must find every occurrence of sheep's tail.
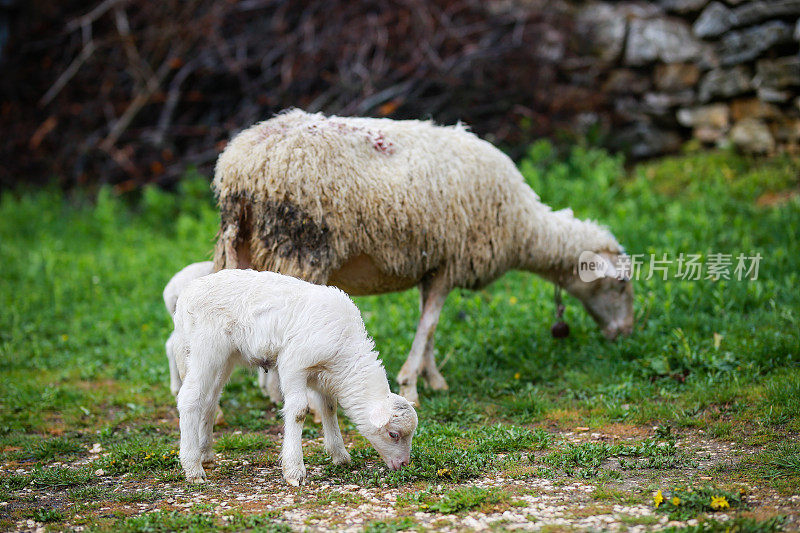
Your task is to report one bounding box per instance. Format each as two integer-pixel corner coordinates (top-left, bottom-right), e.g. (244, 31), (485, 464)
(213, 196), (244, 271)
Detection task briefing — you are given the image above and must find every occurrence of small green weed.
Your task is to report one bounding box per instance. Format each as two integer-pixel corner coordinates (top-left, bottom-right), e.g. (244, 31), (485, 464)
(653, 486), (743, 520)
(475, 425), (551, 453)
(31, 507), (64, 523)
(403, 486), (519, 514)
(216, 432), (274, 453)
(95, 437), (179, 475)
(106, 510), (216, 532)
(3, 466), (93, 489)
(115, 489), (163, 503)
(660, 515), (784, 532)
(363, 516), (418, 533)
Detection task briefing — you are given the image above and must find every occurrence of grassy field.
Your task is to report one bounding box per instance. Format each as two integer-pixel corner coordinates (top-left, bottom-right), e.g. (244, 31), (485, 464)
(1, 144), (799, 531)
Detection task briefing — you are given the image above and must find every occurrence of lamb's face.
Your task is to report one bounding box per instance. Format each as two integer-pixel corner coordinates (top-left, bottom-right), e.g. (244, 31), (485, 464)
(361, 393), (418, 470)
(564, 251), (634, 340)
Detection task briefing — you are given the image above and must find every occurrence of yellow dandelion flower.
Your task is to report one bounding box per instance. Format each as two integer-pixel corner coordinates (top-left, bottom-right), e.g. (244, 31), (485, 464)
(653, 490), (664, 508)
(437, 468), (451, 478)
(710, 496), (729, 510)
(61, 334), (69, 342)
(509, 296), (518, 305)
(671, 497), (681, 506)
(514, 372), (521, 380)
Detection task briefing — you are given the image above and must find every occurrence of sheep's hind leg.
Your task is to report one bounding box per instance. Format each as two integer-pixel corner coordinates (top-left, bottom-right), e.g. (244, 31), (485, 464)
(397, 273), (449, 406)
(166, 332), (182, 397)
(279, 371), (309, 486)
(177, 376), (209, 483)
(200, 359), (235, 467)
(319, 394), (350, 465)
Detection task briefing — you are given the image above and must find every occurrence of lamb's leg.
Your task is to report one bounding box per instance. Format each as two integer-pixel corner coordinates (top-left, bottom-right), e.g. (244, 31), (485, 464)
(178, 338), (230, 483)
(166, 332), (182, 397)
(318, 394), (350, 465)
(397, 272), (450, 406)
(419, 283), (449, 391)
(307, 389), (324, 424)
(279, 372), (309, 486)
(178, 375), (209, 483)
(262, 368), (323, 423)
(200, 359), (235, 467)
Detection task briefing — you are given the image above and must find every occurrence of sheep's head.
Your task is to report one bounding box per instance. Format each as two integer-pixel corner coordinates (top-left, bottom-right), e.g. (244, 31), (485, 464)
(562, 251), (634, 340)
(360, 393), (418, 470)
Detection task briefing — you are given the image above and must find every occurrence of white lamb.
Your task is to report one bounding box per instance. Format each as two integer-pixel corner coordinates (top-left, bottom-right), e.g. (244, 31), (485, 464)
(172, 268), (418, 485)
(163, 261), (323, 422)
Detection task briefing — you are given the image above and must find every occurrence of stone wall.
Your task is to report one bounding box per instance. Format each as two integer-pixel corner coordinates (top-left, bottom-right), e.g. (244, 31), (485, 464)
(573, 0), (800, 156)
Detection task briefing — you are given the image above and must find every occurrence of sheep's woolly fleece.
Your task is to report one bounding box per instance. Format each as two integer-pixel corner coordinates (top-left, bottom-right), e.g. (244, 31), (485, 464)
(213, 109), (622, 290)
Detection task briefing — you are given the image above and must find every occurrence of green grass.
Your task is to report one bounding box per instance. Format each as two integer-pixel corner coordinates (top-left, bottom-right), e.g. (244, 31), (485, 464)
(1, 147), (798, 528)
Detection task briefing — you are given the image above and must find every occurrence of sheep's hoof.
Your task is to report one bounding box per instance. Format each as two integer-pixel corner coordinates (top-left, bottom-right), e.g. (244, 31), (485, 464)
(424, 371), (449, 391)
(399, 386), (420, 407)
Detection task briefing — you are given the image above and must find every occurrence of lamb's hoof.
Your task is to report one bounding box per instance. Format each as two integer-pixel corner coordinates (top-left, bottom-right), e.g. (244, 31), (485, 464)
(399, 386), (420, 407)
(185, 471), (207, 484)
(213, 406), (225, 426)
(331, 450), (352, 465)
(283, 466), (307, 486)
(311, 411), (323, 424)
(284, 474), (306, 487)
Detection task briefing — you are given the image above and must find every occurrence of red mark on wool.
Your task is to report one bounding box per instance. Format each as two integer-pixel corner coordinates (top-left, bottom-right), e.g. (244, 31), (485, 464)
(369, 132), (394, 155)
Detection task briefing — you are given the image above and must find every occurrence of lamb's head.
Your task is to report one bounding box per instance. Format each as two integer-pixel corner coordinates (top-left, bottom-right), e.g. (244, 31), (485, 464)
(360, 393), (418, 470)
(561, 250), (634, 340)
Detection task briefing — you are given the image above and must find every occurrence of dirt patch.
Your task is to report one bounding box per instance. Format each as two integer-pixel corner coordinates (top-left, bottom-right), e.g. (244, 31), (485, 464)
(2, 427), (798, 532)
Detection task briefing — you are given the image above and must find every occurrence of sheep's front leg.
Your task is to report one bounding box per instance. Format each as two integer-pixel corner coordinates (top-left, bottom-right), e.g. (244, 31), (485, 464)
(419, 282), (449, 391)
(319, 394), (350, 465)
(280, 373), (309, 486)
(397, 273), (449, 406)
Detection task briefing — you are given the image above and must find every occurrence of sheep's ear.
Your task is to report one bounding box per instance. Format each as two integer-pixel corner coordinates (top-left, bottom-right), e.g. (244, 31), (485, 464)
(368, 402), (392, 429)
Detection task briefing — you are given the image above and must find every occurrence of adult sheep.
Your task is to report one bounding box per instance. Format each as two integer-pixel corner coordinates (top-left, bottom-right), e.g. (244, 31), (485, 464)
(213, 110), (634, 405)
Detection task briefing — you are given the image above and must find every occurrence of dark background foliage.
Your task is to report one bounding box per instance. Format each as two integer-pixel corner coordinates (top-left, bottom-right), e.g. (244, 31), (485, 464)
(0, 0), (590, 191)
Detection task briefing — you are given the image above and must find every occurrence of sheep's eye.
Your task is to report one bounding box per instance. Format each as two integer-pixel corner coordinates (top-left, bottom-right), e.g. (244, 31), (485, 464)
(388, 431), (399, 440)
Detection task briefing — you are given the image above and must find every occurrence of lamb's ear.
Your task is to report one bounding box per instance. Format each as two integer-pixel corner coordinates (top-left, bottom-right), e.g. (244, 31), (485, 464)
(368, 402), (392, 429)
